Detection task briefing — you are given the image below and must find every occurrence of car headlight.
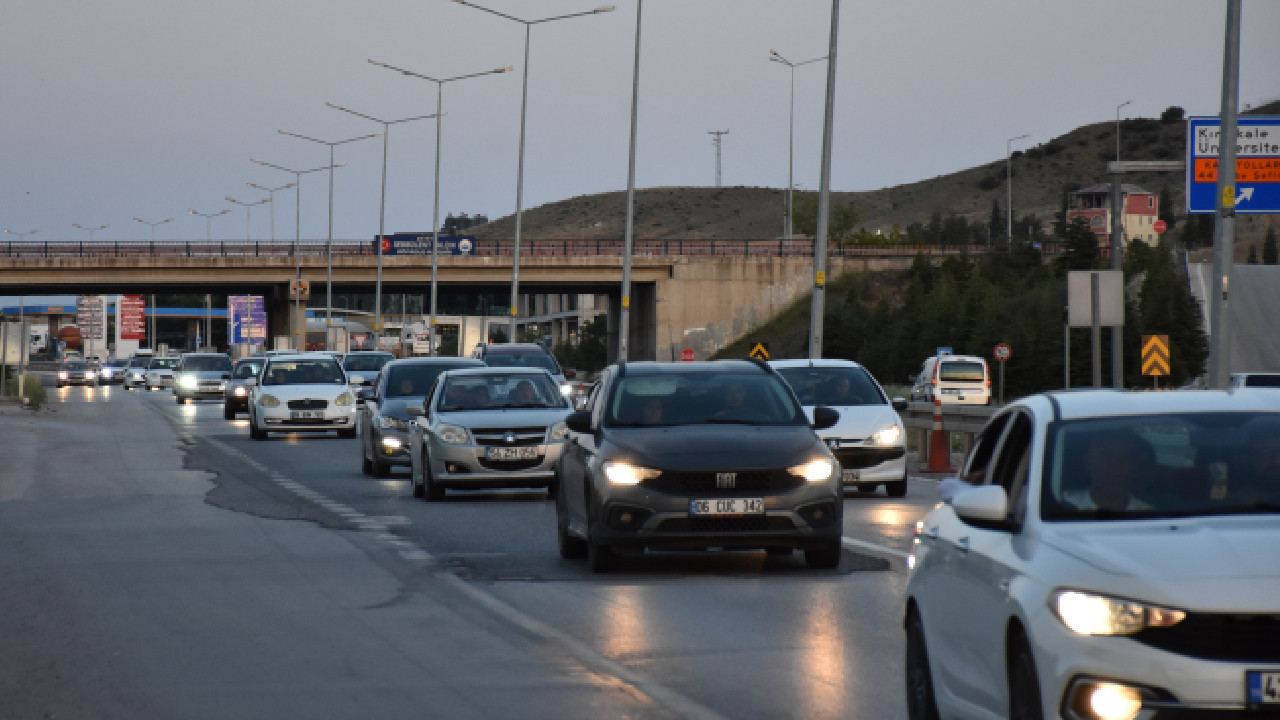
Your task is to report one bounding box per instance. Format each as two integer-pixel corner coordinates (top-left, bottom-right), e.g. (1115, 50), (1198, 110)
(380, 436), (403, 449)
(549, 421), (569, 441)
(1051, 590), (1186, 636)
(438, 423), (471, 445)
(560, 383), (574, 397)
(259, 394), (280, 408)
(335, 391), (355, 406)
(58, 371), (68, 379)
(85, 371), (96, 379)
(603, 460), (661, 485)
(866, 424), (902, 446)
(233, 386), (247, 397)
(178, 376), (197, 389)
(379, 416), (408, 431)
(788, 458), (835, 482)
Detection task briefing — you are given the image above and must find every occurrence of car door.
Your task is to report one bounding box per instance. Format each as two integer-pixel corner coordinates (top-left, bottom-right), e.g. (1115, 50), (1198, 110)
(916, 410), (1012, 708)
(939, 410), (1036, 715)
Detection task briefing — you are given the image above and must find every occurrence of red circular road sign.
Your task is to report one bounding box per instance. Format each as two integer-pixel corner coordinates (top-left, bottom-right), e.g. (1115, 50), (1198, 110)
(1154, 220), (1167, 234)
(994, 343), (1012, 362)
(680, 348), (695, 362)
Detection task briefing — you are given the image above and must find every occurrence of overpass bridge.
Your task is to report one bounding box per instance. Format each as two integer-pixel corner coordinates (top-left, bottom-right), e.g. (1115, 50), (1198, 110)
(1, 238), (951, 359)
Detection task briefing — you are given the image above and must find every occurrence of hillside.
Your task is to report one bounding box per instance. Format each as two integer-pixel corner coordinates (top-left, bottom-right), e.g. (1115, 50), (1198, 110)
(471, 100), (1279, 255)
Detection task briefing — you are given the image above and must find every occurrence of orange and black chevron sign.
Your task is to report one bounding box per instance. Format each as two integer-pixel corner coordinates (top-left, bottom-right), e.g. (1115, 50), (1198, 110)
(1142, 335), (1170, 377)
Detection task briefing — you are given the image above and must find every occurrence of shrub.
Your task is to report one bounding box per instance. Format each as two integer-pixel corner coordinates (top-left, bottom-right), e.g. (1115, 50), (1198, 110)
(3, 373), (45, 409)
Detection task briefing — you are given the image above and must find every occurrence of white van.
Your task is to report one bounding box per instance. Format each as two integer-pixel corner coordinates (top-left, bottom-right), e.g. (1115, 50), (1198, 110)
(910, 354), (991, 405)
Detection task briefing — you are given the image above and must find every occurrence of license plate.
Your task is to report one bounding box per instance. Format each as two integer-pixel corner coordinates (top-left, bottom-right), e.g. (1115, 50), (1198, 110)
(689, 498), (764, 516)
(1248, 671), (1280, 706)
(485, 446), (538, 461)
(291, 410), (324, 420)
(842, 468), (860, 482)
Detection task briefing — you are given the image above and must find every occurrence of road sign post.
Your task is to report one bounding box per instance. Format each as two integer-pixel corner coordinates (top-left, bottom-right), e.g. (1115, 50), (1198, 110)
(1142, 334), (1170, 389)
(993, 343), (1011, 405)
(680, 348), (695, 362)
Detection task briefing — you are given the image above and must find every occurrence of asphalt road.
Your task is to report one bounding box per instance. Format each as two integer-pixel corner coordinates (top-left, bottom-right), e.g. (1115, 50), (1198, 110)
(0, 385), (942, 720)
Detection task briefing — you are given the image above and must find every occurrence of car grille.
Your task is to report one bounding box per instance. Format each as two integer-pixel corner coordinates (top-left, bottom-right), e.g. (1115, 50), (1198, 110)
(832, 447), (905, 469)
(478, 458), (544, 471)
(1132, 612), (1280, 662)
(641, 470), (802, 495)
(471, 427), (546, 446)
(287, 399), (329, 410)
(655, 516), (795, 533)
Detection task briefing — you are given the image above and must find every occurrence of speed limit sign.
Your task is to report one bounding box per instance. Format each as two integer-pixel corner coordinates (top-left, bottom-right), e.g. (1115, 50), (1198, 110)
(994, 343), (1012, 361)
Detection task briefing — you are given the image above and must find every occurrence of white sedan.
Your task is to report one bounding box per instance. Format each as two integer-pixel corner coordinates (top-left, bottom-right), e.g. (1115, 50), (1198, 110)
(246, 354), (358, 440)
(905, 389), (1280, 720)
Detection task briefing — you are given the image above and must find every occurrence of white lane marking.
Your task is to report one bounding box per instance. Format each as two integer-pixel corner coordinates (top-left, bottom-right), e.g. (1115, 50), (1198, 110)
(373, 515), (410, 526)
(841, 536), (910, 561)
(435, 571), (729, 720)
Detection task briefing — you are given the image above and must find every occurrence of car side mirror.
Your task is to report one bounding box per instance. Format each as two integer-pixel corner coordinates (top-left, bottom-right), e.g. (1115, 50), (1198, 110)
(245, 378), (257, 387)
(892, 397), (908, 412)
(811, 405), (839, 430)
(565, 410), (592, 433)
(952, 485), (1008, 524)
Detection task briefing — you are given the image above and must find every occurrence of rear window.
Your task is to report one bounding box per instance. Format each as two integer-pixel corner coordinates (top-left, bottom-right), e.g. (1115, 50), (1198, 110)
(181, 355), (233, 372)
(343, 353), (393, 371)
(386, 363), (478, 397)
(482, 350), (561, 375)
(939, 361), (985, 382)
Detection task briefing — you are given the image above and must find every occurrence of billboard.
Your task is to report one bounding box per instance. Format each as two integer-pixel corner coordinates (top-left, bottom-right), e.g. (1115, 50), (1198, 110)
(372, 234), (476, 256)
(1186, 116), (1280, 214)
(229, 295), (267, 345)
(120, 295), (147, 340)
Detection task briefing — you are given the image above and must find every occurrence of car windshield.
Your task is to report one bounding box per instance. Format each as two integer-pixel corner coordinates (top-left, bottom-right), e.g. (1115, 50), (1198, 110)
(129, 358), (150, 368)
(438, 372), (566, 410)
(605, 372), (803, 427)
(343, 353), (392, 371)
(103, 360), (126, 368)
(386, 363), (477, 398)
(181, 355), (233, 372)
(776, 366), (886, 406)
(263, 359), (345, 385)
(148, 358), (177, 369)
(482, 351), (560, 375)
(939, 361), (985, 382)
(1041, 412), (1280, 520)
(233, 361), (263, 379)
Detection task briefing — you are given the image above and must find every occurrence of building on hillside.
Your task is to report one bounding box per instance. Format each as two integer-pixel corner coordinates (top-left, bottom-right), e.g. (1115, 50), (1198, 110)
(1065, 183), (1161, 248)
(441, 212), (489, 235)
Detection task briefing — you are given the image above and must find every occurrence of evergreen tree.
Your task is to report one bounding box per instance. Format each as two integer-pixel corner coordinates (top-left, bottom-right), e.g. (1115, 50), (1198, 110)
(1157, 184), (1178, 232)
(1057, 217), (1101, 272)
(989, 198), (1006, 241)
(1264, 225), (1278, 265)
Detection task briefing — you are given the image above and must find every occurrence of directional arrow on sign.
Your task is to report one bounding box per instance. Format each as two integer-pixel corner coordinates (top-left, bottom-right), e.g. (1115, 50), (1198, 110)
(1236, 187), (1255, 205)
(1141, 334), (1170, 377)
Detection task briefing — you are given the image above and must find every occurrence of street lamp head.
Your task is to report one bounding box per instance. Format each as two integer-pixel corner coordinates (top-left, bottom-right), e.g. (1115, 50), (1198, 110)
(593, 5), (615, 12)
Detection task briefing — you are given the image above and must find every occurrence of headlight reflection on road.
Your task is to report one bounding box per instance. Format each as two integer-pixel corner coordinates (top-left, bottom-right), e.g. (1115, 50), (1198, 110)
(597, 586), (652, 662)
(798, 584), (848, 718)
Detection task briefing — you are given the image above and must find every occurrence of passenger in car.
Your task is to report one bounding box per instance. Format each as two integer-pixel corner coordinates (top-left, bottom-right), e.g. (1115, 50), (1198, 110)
(641, 397), (665, 424)
(509, 380), (539, 405)
(1063, 431), (1156, 512)
(444, 384), (468, 408)
(466, 385), (490, 409)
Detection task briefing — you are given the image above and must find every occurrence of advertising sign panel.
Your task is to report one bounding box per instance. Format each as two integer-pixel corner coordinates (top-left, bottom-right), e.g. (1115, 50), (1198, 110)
(371, 234), (476, 256)
(229, 295), (267, 345)
(120, 295), (147, 340)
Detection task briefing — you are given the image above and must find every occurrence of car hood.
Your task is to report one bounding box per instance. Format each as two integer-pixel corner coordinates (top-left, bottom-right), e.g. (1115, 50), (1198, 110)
(1039, 516), (1280, 609)
(256, 384), (353, 401)
(439, 406), (571, 428)
(803, 403), (901, 441)
(607, 424), (824, 470)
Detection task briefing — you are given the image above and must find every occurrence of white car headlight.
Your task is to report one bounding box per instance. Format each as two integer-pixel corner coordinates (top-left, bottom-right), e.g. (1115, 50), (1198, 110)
(1051, 590), (1185, 636)
(259, 394), (280, 408)
(560, 383), (574, 397)
(178, 376), (197, 388)
(438, 424), (471, 445)
(549, 421), (569, 441)
(603, 460), (661, 485)
(379, 416), (408, 431)
(58, 371), (68, 379)
(335, 391), (355, 406)
(233, 386), (247, 397)
(380, 436), (403, 449)
(867, 424), (902, 446)
(788, 458), (835, 482)
(85, 371), (96, 379)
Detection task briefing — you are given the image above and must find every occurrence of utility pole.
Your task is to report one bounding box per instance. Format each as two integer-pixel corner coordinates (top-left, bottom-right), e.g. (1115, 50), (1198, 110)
(709, 130), (728, 188)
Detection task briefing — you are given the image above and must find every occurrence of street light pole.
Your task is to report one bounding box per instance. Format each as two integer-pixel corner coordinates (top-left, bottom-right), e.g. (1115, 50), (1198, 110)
(809, 0), (841, 360)
(618, 0), (643, 361)
(279, 130), (381, 344)
(368, 60), (510, 356)
(133, 217), (173, 242)
(188, 208), (230, 241)
(326, 103), (440, 349)
(453, 0), (616, 343)
(72, 223), (110, 241)
(1115, 100), (1132, 162)
(1006, 134), (1030, 241)
(770, 50), (826, 242)
(3, 229), (36, 401)
(247, 182), (295, 245)
(252, 158), (344, 351)
(226, 196), (271, 241)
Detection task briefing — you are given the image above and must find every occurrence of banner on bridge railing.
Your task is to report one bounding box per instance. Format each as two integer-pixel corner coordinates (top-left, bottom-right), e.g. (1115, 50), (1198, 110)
(372, 234), (476, 256)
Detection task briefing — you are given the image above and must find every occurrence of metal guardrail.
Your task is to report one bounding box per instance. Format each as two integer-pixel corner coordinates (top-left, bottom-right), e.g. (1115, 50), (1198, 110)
(899, 401), (998, 467)
(0, 238), (989, 260)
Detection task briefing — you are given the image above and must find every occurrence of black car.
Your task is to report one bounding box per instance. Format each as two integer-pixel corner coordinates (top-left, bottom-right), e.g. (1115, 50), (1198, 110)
(357, 357), (483, 477)
(554, 360), (843, 572)
(56, 360), (97, 388)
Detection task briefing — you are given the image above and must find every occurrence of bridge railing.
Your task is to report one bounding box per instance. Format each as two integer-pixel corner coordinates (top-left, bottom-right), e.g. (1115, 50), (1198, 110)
(1, 238), (986, 260)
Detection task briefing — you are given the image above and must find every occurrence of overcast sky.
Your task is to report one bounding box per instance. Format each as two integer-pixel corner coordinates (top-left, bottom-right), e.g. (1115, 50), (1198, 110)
(2, 0), (1279, 255)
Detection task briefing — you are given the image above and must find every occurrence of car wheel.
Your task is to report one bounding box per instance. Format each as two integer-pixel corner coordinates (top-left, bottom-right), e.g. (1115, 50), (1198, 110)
(886, 475), (909, 498)
(372, 457), (391, 478)
(586, 499), (619, 573)
(1008, 633), (1044, 720)
(804, 541), (842, 569)
(223, 403), (235, 420)
(337, 427), (356, 439)
(422, 453), (444, 502)
(360, 442), (373, 475)
(175, 395), (185, 405)
(555, 481), (587, 560)
(905, 609), (941, 720)
(249, 414), (267, 440)
(410, 453), (425, 499)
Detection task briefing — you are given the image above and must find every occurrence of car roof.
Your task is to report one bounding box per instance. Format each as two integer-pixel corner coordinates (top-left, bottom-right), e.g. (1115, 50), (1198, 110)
(478, 343), (549, 353)
(442, 366), (553, 378)
(768, 358), (866, 370)
(383, 357), (484, 368)
(1022, 388), (1280, 421)
(616, 360), (771, 376)
(343, 350), (393, 356)
(265, 353), (338, 362)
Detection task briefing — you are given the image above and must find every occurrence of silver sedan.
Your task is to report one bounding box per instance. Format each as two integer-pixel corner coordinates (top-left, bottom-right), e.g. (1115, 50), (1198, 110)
(408, 368), (572, 501)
